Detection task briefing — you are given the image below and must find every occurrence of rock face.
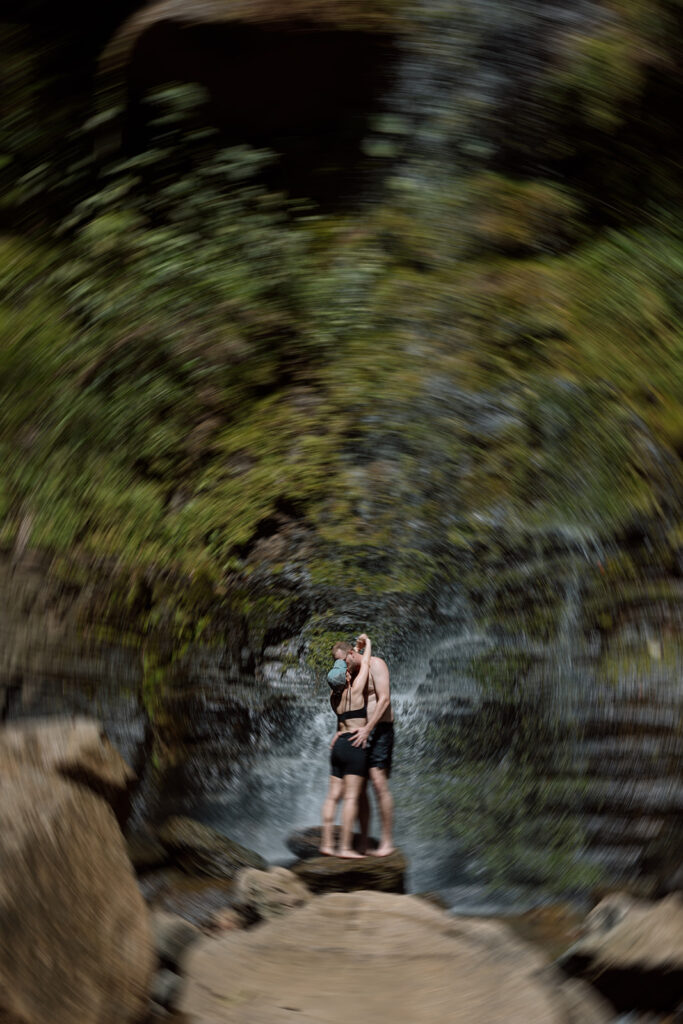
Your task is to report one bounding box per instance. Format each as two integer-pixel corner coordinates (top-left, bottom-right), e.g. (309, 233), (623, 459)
(234, 866), (311, 921)
(0, 717), (136, 828)
(156, 815), (267, 878)
(179, 890), (600, 1023)
(291, 848), (407, 893)
(559, 892), (683, 1014)
(287, 824), (378, 859)
(0, 769), (154, 1024)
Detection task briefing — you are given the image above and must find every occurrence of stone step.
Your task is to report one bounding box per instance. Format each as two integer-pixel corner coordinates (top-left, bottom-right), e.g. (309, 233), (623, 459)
(572, 704), (682, 737)
(574, 736), (683, 759)
(581, 814), (666, 847)
(580, 844), (647, 873)
(547, 751), (681, 780)
(545, 777), (683, 816)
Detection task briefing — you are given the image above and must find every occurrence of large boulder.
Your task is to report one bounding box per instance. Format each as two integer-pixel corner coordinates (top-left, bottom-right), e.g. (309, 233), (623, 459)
(0, 769), (154, 1024)
(291, 848), (407, 893)
(156, 815), (267, 878)
(286, 825), (378, 859)
(0, 717), (136, 828)
(233, 867), (311, 921)
(559, 892), (683, 1014)
(178, 890), (603, 1023)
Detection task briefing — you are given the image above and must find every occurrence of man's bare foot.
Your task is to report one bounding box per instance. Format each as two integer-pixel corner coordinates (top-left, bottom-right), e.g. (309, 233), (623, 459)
(319, 846), (336, 856)
(339, 848), (365, 859)
(370, 844), (395, 857)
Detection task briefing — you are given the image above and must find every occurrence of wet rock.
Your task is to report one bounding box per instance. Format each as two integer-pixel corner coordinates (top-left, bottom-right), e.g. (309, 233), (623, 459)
(560, 892), (683, 1014)
(234, 866), (311, 921)
(179, 891), (587, 1022)
(0, 716), (136, 828)
(291, 848), (407, 894)
(0, 768), (154, 1024)
(150, 910), (200, 971)
(156, 815), (267, 879)
(286, 824), (378, 859)
(139, 867), (236, 928)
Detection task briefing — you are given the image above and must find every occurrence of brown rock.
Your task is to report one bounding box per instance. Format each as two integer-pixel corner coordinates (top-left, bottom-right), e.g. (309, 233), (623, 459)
(179, 891), (584, 1023)
(234, 866), (311, 921)
(291, 848), (407, 893)
(0, 717), (136, 827)
(206, 907), (245, 934)
(560, 893), (683, 1015)
(566, 892), (683, 970)
(0, 769), (154, 1024)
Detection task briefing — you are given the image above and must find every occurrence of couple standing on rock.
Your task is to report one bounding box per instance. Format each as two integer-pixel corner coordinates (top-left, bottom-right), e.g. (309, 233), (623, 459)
(320, 634), (395, 859)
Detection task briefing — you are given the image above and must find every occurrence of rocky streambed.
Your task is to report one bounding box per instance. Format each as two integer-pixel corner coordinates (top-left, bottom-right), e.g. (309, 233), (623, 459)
(2, 717), (682, 1024)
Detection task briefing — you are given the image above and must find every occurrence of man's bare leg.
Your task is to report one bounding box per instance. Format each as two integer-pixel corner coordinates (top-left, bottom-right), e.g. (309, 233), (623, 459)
(320, 776), (343, 855)
(339, 774), (365, 858)
(357, 783), (370, 854)
(369, 766), (395, 856)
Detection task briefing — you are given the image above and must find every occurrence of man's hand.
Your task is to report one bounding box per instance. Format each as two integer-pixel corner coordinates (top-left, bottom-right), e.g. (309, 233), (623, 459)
(349, 724), (372, 748)
(330, 732), (340, 749)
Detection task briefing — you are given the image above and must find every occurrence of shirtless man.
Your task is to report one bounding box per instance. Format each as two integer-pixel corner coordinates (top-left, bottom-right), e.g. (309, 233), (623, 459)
(345, 639), (395, 857)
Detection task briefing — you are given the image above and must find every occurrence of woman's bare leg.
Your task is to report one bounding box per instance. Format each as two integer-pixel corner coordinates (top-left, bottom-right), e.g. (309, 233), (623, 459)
(339, 775), (366, 858)
(320, 776), (343, 854)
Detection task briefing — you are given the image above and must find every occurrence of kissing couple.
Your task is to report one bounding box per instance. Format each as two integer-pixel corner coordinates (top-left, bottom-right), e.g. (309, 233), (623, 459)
(319, 633), (395, 858)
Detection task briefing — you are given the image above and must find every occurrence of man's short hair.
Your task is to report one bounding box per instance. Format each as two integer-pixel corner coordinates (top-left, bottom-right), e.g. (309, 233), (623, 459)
(332, 640), (352, 657)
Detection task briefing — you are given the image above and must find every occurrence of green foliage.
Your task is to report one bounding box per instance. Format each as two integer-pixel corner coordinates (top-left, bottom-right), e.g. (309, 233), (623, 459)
(0, 22), (680, 640)
(305, 628), (347, 681)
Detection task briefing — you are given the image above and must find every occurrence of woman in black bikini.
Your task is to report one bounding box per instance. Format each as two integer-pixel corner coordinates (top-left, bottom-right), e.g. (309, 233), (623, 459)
(319, 633), (371, 858)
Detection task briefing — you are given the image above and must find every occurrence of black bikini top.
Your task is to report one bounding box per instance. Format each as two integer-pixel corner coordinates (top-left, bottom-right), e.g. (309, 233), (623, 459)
(336, 706), (367, 723)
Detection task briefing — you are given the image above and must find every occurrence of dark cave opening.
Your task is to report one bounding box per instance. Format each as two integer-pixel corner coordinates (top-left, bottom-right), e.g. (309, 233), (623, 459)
(124, 20), (397, 206)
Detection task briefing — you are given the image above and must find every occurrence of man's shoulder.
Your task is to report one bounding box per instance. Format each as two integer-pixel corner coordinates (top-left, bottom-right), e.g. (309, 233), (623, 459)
(370, 655), (389, 671)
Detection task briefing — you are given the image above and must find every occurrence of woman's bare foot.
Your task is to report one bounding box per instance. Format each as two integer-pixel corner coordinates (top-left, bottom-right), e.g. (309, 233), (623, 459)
(339, 848), (365, 859)
(319, 846), (336, 856)
(370, 844), (395, 857)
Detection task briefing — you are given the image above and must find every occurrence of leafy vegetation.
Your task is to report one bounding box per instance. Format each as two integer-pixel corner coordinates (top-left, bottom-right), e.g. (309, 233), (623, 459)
(0, 2), (680, 638)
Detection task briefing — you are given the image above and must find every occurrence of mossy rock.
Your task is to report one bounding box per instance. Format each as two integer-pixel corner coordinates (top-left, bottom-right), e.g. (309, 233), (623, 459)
(156, 816), (267, 879)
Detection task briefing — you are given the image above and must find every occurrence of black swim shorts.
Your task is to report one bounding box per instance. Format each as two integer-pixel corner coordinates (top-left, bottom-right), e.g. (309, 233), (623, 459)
(368, 721), (394, 777)
(330, 733), (369, 779)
